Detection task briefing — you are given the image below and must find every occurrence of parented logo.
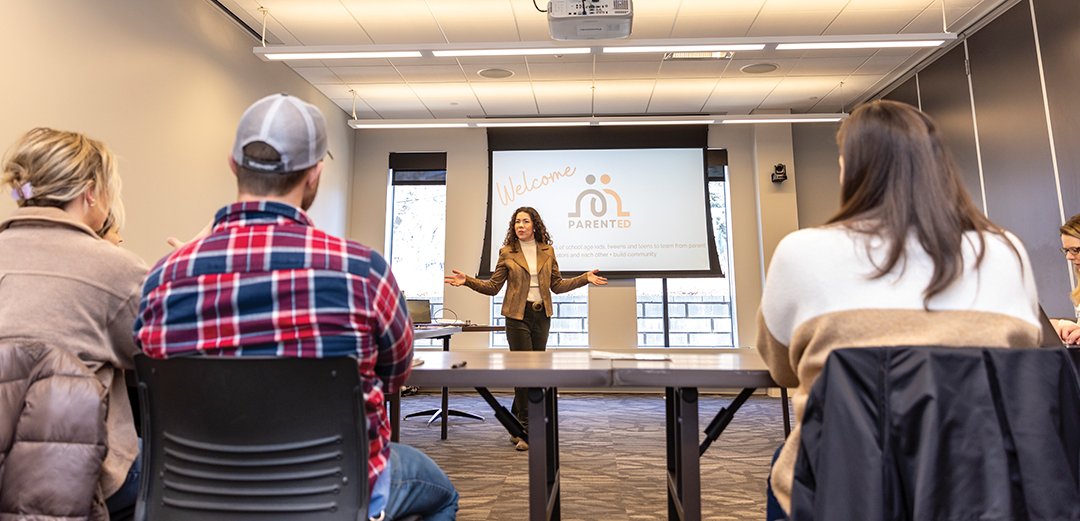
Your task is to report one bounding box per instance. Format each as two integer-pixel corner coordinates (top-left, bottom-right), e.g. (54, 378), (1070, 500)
(568, 174), (631, 229)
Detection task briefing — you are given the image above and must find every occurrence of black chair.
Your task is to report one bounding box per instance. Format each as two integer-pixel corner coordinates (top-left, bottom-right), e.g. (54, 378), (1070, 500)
(134, 355), (369, 521)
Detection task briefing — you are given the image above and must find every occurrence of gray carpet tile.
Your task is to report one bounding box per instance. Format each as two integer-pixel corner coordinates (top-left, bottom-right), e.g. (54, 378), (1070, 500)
(397, 392), (789, 521)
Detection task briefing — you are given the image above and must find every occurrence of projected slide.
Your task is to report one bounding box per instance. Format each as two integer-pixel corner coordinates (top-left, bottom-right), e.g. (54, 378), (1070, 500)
(489, 148), (711, 273)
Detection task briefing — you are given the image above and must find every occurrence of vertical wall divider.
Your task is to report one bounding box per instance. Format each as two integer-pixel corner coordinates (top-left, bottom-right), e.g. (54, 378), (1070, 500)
(963, 39), (989, 218)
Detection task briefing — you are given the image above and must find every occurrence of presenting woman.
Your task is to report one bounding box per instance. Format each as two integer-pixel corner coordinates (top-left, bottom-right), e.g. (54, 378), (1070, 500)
(756, 100), (1041, 519)
(1055, 213), (1080, 344)
(0, 128), (148, 515)
(446, 206), (606, 450)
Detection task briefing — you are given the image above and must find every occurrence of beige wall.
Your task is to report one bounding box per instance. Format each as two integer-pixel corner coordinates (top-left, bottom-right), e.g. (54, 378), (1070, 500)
(0, 0), (354, 265)
(792, 123), (843, 228)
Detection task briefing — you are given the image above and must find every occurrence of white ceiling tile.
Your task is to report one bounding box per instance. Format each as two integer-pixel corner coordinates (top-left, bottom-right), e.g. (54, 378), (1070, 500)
(722, 59), (799, 77)
(395, 65), (468, 83)
(594, 60), (660, 80)
(455, 60), (528, 81)
(703, 77), (783, 109)
(362, 98), (432, 118)
(676, 0), (766, 14)
(853, 52), (912, 75)
(349, 84), (420, 99)
(275, 22), (372, 46)
(823, 9), (924, 35)
(470, 82), (539, 115)
(747, 11), (837, 36)
(647, 78), (720, 113)
(787, 56), (872, 76)
(330, 66), (403, 83)
(762, 75), (878, 110)
(332, 99), (377, 117)
(527, 62), (594, 80)
(845, 0), (934, 10)
(760, 0), (847, 12)
(291, 67), (340, 84)
(592, 80), (656, 114)
(436, 18), (523, 43)
(628, 15), (679, 39)
(656, 59), (734, 79)
(532, 81), (594, 115)
(339, 0), (447, 44)
(670, 13), (759, 38)
(253, 0), (356, 23)
(314, 84), (359, 100)
(410, 83), (484, 114)
(900, 7), (974, 33)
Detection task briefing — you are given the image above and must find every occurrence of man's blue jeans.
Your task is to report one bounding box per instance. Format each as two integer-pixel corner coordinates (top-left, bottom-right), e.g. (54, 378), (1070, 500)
(386, 442), (459, 521)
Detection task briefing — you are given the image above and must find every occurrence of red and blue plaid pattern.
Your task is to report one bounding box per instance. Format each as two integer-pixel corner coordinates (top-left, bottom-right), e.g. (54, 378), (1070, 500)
(134, 201), (413, 490)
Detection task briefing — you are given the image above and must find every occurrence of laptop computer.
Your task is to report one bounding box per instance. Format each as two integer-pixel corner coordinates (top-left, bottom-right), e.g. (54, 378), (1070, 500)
(1038, 304), (1064, 348)
(406, 298), (433, 325)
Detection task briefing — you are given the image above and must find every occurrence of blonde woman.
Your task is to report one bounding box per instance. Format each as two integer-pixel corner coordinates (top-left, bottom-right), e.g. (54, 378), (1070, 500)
(1056, 213), (1080, 344)
(0, 128), (147, 515)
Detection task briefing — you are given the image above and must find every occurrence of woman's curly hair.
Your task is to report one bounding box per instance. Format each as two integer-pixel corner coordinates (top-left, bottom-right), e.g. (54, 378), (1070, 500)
(503, 206), (552, 251)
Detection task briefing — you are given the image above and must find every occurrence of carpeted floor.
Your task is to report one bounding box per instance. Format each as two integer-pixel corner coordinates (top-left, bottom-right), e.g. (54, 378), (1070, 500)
(397, 392), (789, 521)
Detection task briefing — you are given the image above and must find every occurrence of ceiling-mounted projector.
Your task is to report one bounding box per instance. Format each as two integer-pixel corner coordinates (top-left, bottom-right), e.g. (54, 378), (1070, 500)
(548, 0), (633, 41)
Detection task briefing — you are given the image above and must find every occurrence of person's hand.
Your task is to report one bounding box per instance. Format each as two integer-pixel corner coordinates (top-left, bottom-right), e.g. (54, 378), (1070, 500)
(586, 269), (607, 286)
(167, 220), (214, 250)
(444, 270), (467, 287)
(1062, 322), (1080, 345)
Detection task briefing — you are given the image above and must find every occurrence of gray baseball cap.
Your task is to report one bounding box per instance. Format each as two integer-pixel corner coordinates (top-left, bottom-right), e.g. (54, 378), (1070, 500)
(232, 93), (328, 174)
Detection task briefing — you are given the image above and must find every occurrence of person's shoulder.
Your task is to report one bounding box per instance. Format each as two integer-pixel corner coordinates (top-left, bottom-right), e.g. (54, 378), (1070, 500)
(774, 226), (854, 259)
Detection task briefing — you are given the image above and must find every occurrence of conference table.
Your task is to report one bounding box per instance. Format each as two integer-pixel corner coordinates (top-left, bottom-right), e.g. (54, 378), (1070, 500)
(402, 347), (778, 521)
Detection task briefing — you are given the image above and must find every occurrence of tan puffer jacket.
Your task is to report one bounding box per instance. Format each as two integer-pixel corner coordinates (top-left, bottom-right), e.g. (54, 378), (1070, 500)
(0, 340), (109, 521)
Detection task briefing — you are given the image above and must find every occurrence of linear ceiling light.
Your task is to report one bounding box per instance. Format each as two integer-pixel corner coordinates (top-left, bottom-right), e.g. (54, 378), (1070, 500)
(263, 51), (423, 60)
(598, 120), (716, 126)
(776, 40), (944, 50)
(477, 122), (592, 127)
(433, 48), (590, 57)
(721, 117), (843, 124)
(603, 44), (765, 53)
(350, 123), (470, 129)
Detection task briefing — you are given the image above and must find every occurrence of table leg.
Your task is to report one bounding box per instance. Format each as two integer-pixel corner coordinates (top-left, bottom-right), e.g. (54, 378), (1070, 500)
(403, 334), (484, 440)
(528, 387), (560, 521)
(781, 387), (791, 436)
(666, 387), (700, 521)
(388, 389), (401, 443)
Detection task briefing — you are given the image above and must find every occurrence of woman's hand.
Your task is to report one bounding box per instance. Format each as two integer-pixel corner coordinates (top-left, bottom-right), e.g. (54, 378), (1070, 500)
(586, 269), (608, 286)
(1060, 321), (1080, 345)
(444, 270), (467, 287)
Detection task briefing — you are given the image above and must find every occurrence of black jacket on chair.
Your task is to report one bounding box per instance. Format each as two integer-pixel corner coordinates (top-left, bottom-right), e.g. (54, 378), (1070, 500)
(789, 346), (1080, 521)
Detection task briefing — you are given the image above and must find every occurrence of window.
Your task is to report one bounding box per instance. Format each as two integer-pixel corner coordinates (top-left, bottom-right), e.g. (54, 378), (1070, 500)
(637, 150), (735, 347)
(387, 153), (446, 347)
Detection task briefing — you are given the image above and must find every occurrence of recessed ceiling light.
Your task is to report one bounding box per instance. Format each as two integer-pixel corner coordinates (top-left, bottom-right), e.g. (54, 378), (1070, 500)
(740, 63), (779, 74)
(478, 68), (515, 79)
(477, 122), (592, 127)
(598, 120), (716, 126)
(350, 123), (471, 129)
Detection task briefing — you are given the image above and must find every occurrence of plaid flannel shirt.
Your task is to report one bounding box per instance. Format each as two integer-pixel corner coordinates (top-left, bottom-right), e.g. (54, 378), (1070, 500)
(134, 201), (413, 490)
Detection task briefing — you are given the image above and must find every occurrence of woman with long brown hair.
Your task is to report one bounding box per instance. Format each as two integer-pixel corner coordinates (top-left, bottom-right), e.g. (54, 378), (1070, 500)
(756, 100), (1041, 519)
(446, 206), (606, 449)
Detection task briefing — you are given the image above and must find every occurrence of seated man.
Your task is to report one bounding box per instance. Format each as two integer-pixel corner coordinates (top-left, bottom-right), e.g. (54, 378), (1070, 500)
(134, 93), (458, 521)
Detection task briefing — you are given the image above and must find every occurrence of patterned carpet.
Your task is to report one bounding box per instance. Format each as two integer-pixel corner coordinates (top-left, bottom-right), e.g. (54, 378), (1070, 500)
(397, 392), (789, 521)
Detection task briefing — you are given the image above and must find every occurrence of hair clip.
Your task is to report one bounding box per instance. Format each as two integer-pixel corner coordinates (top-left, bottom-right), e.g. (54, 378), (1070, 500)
(10, 182), (32, 201)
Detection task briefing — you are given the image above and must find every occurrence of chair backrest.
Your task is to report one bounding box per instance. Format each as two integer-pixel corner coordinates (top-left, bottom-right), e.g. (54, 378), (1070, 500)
(134, 355), (368, 521)
(790, 346), (1080, 521)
